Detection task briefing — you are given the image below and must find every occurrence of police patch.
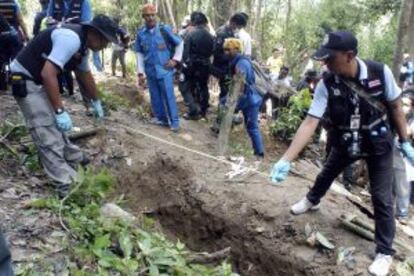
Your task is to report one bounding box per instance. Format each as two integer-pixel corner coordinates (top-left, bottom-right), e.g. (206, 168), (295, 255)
(368, 79), (381, 88)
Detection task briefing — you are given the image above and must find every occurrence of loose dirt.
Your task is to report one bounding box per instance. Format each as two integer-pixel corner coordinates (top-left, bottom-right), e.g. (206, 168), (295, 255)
(1, 74), (414, 275)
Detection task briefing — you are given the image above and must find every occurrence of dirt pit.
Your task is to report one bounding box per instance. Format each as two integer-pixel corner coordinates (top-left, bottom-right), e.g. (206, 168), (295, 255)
(113, 151), (385, 276)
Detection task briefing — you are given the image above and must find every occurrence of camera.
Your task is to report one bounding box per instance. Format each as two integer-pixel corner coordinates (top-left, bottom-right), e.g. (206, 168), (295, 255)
(342, 131), (361, 158)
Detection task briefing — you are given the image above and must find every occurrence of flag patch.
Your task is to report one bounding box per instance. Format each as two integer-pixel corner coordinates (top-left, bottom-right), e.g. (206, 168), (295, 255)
(368, 79), (381, 88)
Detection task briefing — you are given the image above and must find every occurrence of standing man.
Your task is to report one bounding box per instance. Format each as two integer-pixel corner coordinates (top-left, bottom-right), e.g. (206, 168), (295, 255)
(46, 0), (91, 24)
(0, 0), (29, 48)
(10, 15), (118, 197)
(33, 0), (49, 36)
(224, 38), (264, 158)
(212, 13), (247, 106)
(181, 11), (214, 120)
(135, 4), (183, 132)
(111, 18), (130, 78)
(235, 12), (252, 58)
(269, 31), (414, 276)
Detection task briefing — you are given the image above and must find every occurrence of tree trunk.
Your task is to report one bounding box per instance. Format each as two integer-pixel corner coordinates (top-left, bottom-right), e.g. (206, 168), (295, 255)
(392, 0), (413, 77)
(253, 0), (263, 60)
(406, 1), (414, 59)
(212, 0), (233, 28)
(164, 0), (177, 29)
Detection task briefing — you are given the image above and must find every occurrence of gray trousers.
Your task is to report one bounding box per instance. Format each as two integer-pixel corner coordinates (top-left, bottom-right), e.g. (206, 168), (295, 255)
(14, 80), (84, 193)
(111, 49), (126, 77)
(0, 230), (13, 276)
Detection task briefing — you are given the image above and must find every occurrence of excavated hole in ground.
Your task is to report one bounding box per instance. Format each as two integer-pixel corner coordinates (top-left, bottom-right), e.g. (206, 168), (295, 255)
(115, 152), (309, 275)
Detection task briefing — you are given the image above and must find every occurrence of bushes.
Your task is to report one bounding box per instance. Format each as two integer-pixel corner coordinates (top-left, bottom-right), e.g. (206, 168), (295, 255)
(270, 88), (312, 141)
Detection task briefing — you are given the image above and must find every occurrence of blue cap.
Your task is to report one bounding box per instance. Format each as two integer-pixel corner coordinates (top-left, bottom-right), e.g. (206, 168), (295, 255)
(312, 31), (358, 61)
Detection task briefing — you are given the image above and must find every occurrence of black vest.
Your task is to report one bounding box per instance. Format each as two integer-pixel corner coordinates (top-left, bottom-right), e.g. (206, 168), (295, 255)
(0, 0), (18, 27)
(325, 60), (393, 154)
(16, 24), (87, 84)
(51, 0), (83, 23)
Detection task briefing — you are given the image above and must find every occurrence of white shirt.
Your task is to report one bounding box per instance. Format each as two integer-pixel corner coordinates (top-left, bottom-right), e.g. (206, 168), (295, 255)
(236, 28), (252, 57)
(308, 57), (401, 119)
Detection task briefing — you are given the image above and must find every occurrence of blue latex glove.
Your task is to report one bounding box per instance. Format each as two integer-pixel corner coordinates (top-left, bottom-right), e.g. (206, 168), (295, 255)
(55, 111), (73, 132)
(91, 99), (104, 119)
(400, 141), (414, 165)
(269, 159), (291, 183)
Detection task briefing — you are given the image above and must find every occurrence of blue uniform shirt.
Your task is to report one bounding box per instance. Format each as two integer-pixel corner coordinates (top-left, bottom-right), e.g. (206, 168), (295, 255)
(231, 54), (262, 110)
(47, 0), (92, 22)
(134, 23), (181, 79)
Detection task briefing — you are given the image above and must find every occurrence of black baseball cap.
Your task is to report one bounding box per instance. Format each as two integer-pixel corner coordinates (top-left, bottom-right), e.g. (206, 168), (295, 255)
(82, 14), (119, 44)
(312, 31), (358, 61)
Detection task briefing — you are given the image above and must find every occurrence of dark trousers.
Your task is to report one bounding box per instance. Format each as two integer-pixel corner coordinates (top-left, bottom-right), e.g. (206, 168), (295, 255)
(0, 231), (13, 276)
(111, 49), (126, 78)
(180, 65), (210, 116)
(58, 71), (74, 95)
(307, 147), (395, 255)
(218, 77), (230, 106)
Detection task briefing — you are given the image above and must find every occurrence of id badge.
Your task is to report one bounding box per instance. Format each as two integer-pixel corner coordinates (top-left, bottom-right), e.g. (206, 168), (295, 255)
(350, 114), (360, 130)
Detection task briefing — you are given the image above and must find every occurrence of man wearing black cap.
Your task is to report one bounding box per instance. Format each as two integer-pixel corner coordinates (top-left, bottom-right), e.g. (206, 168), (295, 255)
(9, 14), (118, 198)
(269, 30), (414, 275)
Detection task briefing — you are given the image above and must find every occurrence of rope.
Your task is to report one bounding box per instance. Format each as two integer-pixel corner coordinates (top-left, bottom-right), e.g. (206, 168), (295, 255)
(107, 122), (271, 180)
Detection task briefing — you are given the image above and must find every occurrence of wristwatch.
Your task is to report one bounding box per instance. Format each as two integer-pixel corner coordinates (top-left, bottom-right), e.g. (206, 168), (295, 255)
(55, 107), (65, 115)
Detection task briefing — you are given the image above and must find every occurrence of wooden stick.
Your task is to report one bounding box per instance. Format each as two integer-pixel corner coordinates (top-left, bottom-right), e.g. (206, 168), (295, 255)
(68, 127), (102, 141)
(188, 247), (231, 264)
(217, 74), (244, 156)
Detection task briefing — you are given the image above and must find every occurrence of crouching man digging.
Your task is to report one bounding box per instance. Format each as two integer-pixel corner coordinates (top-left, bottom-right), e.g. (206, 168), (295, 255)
(269, 31), (414, 276)
(9, 14), (119, 198)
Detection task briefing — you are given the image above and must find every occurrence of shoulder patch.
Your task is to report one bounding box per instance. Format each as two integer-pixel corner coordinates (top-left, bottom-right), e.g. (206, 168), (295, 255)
(368, 79), (381, 88)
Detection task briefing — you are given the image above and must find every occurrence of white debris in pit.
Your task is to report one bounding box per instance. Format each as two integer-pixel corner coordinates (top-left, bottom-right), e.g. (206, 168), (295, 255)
(225, 156), (253, 179)
(100, 203), (136, 223)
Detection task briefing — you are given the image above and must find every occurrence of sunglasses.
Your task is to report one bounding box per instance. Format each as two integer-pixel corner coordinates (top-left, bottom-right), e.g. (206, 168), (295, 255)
(223, 48), (231, 51)
(143, 13), (156, 17)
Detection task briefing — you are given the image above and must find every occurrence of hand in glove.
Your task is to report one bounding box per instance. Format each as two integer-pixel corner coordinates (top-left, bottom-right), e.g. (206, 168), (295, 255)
(400, 141), (414, 165)
(269, 159), (291, 183)
(55, 111), (73, 132)
(91, 99), (104, 119)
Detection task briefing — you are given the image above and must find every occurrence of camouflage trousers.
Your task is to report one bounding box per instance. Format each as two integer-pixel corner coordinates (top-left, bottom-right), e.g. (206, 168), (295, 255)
(14, 80), (84, 194)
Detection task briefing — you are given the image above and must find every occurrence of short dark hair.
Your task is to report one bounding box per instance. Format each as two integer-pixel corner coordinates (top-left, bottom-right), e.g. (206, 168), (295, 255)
(190, 11), (208, 26)
(239, 12), (249, 21)
(230, 13), (247, 27)
(280, 66), (289, 73)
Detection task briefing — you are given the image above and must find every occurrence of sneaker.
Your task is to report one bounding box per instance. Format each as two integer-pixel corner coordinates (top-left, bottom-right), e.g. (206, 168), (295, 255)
(170, 126), (180, 133)
(183, 113), (201, 120)
(290, 197), (320, 215)
(368, 253), (392, 276)
(148, 118), (168, 127)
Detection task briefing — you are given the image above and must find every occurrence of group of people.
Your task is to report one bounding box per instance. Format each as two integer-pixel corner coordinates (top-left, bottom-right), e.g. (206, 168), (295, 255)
(135, 4), (265, 157)
(1, 1), (414, 276)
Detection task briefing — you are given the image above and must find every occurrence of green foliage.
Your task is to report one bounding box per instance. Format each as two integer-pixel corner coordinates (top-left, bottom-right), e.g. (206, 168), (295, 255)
(270, 89), (312, 141)
(98, 87), (129, 111)
(27, 168), (233, 275)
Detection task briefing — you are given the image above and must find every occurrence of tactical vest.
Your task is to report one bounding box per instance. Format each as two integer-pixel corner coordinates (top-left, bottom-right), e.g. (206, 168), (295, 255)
(51, 0), (83, 23)
(0, 0), (18, 27)
(16, 23), (87, 84)
(325, 60), (393, 155)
